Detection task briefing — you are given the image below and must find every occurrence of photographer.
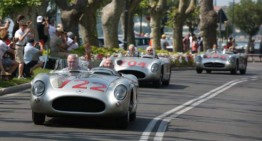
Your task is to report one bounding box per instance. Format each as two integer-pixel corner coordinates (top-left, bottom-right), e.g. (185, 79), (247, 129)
(36, 16), (49, 47)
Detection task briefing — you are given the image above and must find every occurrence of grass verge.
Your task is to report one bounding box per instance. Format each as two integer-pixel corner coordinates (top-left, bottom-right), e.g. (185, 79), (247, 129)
(0, 68), (51, 88)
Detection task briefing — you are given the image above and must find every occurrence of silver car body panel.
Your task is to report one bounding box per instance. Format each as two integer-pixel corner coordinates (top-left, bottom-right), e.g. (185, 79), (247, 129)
(30, 68), (138, 118)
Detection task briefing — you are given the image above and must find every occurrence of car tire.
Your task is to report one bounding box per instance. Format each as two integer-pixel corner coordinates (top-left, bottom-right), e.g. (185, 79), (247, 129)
(239, 67), (246, 74)
(32, 112), (45, 125)
(196, 68), (203, 74)
(162, 69), (171, 86)
(117, 111), (129, 129)
(130, 112), (136, 122)
(153, 74), (162, 88)
(230, 64), (238, 74)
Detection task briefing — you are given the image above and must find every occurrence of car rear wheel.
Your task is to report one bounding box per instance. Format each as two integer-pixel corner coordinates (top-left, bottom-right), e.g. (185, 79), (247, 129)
(32, 112), (45, 125)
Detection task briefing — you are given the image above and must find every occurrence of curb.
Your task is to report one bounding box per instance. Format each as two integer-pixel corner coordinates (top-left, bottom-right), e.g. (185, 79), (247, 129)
(0, 83), (31, 96)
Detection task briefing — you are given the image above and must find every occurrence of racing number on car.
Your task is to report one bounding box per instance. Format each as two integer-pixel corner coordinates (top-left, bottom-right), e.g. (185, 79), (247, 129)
(59, 80), (106, 92)
(121, 60), (146, 68)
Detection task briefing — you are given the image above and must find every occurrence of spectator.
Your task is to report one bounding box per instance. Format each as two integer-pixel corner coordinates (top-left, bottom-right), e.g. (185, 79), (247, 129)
(182, 34), (190, 53)
(0, 19), (10, 31)
(191, 36), (198, 54)
(125, 44), (139, 57)
(36, 16), (49, 47)
(23, 38), (44, 77)
(0, 31), (18, 79)
(14, 19), (32, 79)
(248, 39), (255, 54)
(12, 15), (25, 38)
(66, 32), (79, 51)
(49, 26), (69, 58)
(48, 18), (56, 38)
(160, 34), (169, 50)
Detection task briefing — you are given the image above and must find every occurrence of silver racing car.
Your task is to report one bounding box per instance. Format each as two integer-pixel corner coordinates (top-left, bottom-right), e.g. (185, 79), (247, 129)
(114, 55), (172, 87)
(30, 67), (138, 129)
(195, 49), (247, 74)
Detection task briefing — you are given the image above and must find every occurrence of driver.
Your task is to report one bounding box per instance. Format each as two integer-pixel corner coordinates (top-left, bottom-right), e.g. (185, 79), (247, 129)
(63, 54), (81, 71)
(125, 44), (140, 57)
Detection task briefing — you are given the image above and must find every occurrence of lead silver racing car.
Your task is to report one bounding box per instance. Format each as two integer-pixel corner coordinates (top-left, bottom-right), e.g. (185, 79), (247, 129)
(30, 67), (138, 129)
(195, 49), (247, 74)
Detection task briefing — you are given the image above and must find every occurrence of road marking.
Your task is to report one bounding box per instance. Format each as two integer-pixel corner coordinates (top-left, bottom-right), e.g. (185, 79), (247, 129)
(139, 79), (247, 141)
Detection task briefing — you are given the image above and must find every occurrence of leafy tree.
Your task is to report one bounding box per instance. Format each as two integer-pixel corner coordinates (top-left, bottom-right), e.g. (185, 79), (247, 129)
(0, 0), (41, 17)
(227, 0), (262, 53)
(172, 0), (196, 52)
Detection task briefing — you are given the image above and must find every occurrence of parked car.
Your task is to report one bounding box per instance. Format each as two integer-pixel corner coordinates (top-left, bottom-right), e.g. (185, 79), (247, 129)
(135, 37), (150, 50)
(195, 48), (247, 74)
(30, 67), (138, 129)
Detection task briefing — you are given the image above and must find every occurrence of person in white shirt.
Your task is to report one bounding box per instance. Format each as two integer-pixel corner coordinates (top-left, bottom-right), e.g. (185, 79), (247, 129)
(0, 35), (18, 78)
(23, 38), (44, 77)
(66, 32), (79, 51)
(14, 19), (31, 79)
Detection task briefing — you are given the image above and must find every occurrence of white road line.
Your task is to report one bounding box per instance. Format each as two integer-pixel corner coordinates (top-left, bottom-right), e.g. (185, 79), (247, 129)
(139, 79), (240, 141)
(153, 79), (247, 141)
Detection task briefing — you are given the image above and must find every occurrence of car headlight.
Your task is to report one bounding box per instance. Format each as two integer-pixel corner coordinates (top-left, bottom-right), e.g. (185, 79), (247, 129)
(114, 85), (127, 100)
(32, 80), (45, 96)
(195, 56), (202, 62)
(151, 63), (159, 72)
(228, 57), (235, 63)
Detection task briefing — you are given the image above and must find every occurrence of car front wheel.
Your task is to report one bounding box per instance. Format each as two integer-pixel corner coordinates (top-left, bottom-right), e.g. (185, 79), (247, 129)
(32, 112), (45, 125)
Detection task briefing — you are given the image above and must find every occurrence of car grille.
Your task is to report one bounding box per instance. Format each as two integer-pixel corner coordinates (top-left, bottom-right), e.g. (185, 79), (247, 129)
(52, 96), (105, 113)
(204, 62), (225, 68)
(118, 70), (145, 78)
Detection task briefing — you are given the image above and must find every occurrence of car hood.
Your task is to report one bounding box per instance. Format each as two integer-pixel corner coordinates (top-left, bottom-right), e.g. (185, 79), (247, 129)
(46, 73), (119, 92)
(114, 57), (160, 71)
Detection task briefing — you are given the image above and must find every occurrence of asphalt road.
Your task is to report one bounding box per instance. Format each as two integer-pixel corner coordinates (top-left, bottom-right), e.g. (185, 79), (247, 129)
(0, 63), (261, 141)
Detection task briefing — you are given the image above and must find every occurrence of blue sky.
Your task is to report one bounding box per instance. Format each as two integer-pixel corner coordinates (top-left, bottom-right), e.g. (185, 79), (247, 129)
(215, 0), (240, 6)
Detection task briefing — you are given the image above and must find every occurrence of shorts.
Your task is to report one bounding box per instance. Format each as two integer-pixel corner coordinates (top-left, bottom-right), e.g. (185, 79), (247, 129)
(24, 61), (38, 77)
(15, 45), (24, 63)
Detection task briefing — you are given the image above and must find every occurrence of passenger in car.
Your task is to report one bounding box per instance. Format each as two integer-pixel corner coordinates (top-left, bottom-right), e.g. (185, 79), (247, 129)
(145, 46), (158, 58)
(100, 57), (114, 69)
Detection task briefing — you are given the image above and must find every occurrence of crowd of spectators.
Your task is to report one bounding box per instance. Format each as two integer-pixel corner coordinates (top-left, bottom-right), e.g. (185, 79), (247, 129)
(0, 14), (82, 80)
